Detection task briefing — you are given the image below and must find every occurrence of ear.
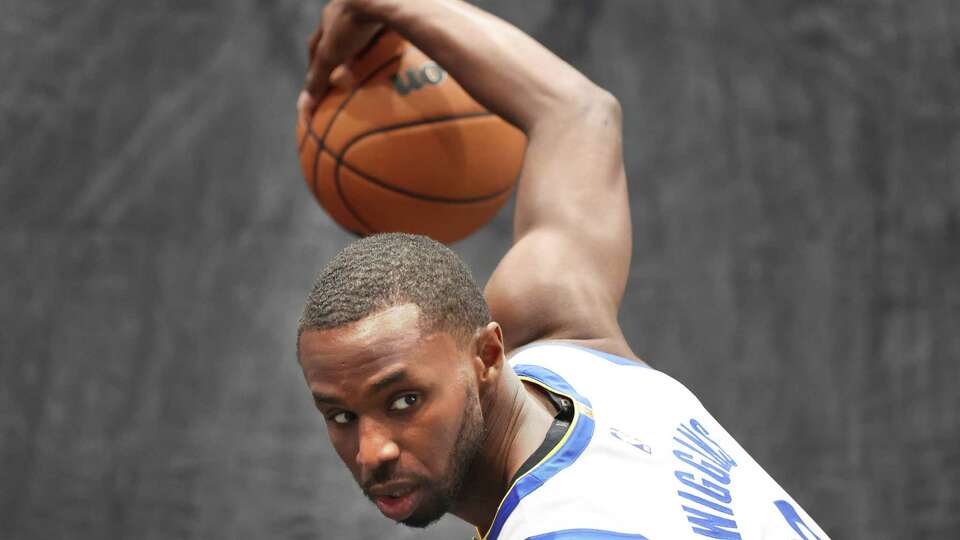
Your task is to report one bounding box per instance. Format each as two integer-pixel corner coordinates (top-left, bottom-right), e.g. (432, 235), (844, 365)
(472, 322), (504, 388)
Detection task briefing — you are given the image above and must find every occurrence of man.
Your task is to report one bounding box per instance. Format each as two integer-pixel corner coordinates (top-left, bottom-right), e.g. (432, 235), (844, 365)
(296, 1), (828, 538)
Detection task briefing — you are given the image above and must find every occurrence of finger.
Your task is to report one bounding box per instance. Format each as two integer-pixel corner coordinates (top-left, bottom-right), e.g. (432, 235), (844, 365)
(304, 18), (341, 103)
(304, 2), (379, 105)
(297, 89), (317, 125)
(304, 53), (334, 104)
(305, 0), (345, 90)
(330, 64), (355, 90)
(307, 26), (322, 63)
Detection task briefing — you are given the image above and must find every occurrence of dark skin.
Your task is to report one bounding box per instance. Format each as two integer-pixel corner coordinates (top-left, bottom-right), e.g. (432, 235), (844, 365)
(296, 0), (636, 532)
(299, 304), (556, 527)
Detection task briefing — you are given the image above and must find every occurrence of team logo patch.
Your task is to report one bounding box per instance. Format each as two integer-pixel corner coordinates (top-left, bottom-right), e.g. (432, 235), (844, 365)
(609, 427), (652, 454)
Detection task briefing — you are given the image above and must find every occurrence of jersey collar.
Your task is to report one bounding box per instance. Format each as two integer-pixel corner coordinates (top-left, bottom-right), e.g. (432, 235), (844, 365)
(474, 364), (596, 540)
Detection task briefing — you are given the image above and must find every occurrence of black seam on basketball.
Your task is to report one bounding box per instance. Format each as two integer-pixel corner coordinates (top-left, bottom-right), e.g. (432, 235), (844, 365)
(331, 112), (514, 204)
(334, 152), (376, 235)
(297, 118), (310, 153)
(356, 28), (389, 59)
(338, 154), (514, 204)
(311, 133), (322, 202)
(304, 53), (402, 235)
(300, 53), (402, 150)
(339, 111), (492, 156)
(319, 54), (403, 144)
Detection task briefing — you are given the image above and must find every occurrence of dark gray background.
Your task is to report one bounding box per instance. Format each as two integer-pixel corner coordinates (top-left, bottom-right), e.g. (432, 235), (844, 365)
(2, 1), (958, 538)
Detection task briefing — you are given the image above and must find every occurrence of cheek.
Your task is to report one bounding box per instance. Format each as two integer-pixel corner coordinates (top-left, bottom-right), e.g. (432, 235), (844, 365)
(328, 428), (360, 476)
(405, 391), (470, 470)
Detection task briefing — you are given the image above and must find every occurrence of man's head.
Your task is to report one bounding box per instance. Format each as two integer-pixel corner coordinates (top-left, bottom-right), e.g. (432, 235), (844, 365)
(299, 233), (491, 345)
(297, 234), (500, 527)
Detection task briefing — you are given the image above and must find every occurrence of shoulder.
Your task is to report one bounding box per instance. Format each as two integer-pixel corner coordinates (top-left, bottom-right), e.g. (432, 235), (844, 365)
(522, 529), (650, 540)
(507, 341), (693, 415)
(508, 340), (647, 368)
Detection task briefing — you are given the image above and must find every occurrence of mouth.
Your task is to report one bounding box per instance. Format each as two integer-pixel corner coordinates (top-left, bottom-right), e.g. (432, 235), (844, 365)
(370, 484), (421, 521)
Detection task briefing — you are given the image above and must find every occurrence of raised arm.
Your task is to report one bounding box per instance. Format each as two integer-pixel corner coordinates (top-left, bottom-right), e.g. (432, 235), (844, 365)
(302, 0), (635, 358)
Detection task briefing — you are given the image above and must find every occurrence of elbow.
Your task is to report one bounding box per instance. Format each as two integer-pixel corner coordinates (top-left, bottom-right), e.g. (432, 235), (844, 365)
(564, 79), (621, 119)
(534, 81), (622, 132)
(587, 87), (622, 127)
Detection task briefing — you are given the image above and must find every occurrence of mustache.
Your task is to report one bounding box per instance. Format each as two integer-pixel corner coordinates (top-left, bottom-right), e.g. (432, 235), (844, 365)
(361, 467), (424, 495)
(361, 464), (395, 490)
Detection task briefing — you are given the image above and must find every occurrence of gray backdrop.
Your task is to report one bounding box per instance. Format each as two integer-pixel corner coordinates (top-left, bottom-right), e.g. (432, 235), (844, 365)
(2, 1), (958, 539)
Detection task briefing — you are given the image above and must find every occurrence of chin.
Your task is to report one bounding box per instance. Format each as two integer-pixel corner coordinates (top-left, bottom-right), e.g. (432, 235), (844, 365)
(399, 513), (443, 529)
(398, 494), (449, 529)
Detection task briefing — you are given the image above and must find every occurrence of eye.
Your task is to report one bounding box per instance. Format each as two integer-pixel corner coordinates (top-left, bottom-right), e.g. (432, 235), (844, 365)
(329, 411), (356, 425)
(389, 393), (419, 412)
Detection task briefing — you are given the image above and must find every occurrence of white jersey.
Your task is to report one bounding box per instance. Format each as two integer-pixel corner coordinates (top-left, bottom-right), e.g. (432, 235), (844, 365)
(473, 343), (829, 540)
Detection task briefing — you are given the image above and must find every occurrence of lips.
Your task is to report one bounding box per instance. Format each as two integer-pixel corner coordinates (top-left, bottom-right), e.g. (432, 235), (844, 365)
(368, 483), (421, 521)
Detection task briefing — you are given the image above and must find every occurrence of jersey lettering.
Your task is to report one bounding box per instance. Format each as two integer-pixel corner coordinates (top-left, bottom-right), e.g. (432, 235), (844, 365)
(673, 419), (741, 539)
(774, 500), (822, 540)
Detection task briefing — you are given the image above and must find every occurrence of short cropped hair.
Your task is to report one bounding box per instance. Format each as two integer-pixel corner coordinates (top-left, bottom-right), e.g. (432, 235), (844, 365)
(298, 233), (491, 343)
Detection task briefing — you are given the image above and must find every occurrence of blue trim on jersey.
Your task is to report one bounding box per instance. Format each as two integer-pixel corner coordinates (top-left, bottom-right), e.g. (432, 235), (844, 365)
(527, 529), (650, 540)
(485, 368), (596, 540)
(513, 364), (593, 408)
(513, 342), (650, 368)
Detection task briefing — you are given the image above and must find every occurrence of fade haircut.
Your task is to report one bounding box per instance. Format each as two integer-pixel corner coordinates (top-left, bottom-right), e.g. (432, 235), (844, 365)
(298, 233), (491, 343)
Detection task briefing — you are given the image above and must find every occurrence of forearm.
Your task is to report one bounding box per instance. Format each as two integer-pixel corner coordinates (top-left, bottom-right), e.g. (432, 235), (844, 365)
(352, 0), (602, 131)
(323, 1), (632, 348)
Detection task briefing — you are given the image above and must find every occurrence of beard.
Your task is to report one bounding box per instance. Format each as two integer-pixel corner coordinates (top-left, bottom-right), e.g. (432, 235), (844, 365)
(381, 384), (486, 528)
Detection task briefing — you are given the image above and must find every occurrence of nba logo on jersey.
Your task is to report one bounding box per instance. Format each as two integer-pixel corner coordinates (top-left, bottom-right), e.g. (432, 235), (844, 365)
(609, 426), (652, 454)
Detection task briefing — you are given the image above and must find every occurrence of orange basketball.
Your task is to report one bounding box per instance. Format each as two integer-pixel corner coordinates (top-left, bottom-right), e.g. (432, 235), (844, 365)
(296, 32), (526, 244)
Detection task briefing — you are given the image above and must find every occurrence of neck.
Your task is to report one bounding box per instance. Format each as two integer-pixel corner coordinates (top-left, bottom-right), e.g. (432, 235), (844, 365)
(450, 365), (557, 530)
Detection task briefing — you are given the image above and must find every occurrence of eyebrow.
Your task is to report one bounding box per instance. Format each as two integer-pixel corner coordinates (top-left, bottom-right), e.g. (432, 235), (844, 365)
(311, 368), (410, 406)
(312, 392), (343, 405)
(370, 368), (409, 393)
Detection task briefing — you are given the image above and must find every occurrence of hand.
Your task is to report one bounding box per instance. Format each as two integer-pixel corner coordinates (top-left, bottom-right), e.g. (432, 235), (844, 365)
(298, 0), (384, 122)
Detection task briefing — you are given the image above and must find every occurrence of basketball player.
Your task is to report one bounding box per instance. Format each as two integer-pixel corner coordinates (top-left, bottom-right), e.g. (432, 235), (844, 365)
(296, 1), (829, 538)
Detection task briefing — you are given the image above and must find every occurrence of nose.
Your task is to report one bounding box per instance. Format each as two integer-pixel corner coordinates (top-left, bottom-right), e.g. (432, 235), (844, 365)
(355, 417), (400, 475)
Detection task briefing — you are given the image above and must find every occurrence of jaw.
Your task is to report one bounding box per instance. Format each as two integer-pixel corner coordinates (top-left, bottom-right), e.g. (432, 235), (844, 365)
(438, 385), (501, 527)
(297, 304), (500, 528)
(394, 381), (487, 529)
(448, 365), (554, 530)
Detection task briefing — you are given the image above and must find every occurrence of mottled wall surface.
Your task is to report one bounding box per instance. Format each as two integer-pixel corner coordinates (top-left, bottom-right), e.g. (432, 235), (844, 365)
(1, 1), (957, 539)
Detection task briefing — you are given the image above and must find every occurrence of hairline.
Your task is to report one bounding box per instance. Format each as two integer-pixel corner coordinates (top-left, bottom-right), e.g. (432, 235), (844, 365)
(296, 299), (479, 345)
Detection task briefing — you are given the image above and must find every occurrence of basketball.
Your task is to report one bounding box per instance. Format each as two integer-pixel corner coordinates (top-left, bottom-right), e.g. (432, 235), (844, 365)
(296, 32), (526, 244)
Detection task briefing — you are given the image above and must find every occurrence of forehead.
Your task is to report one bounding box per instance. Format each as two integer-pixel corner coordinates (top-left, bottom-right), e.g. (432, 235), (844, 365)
(298, 303), (462, 390)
